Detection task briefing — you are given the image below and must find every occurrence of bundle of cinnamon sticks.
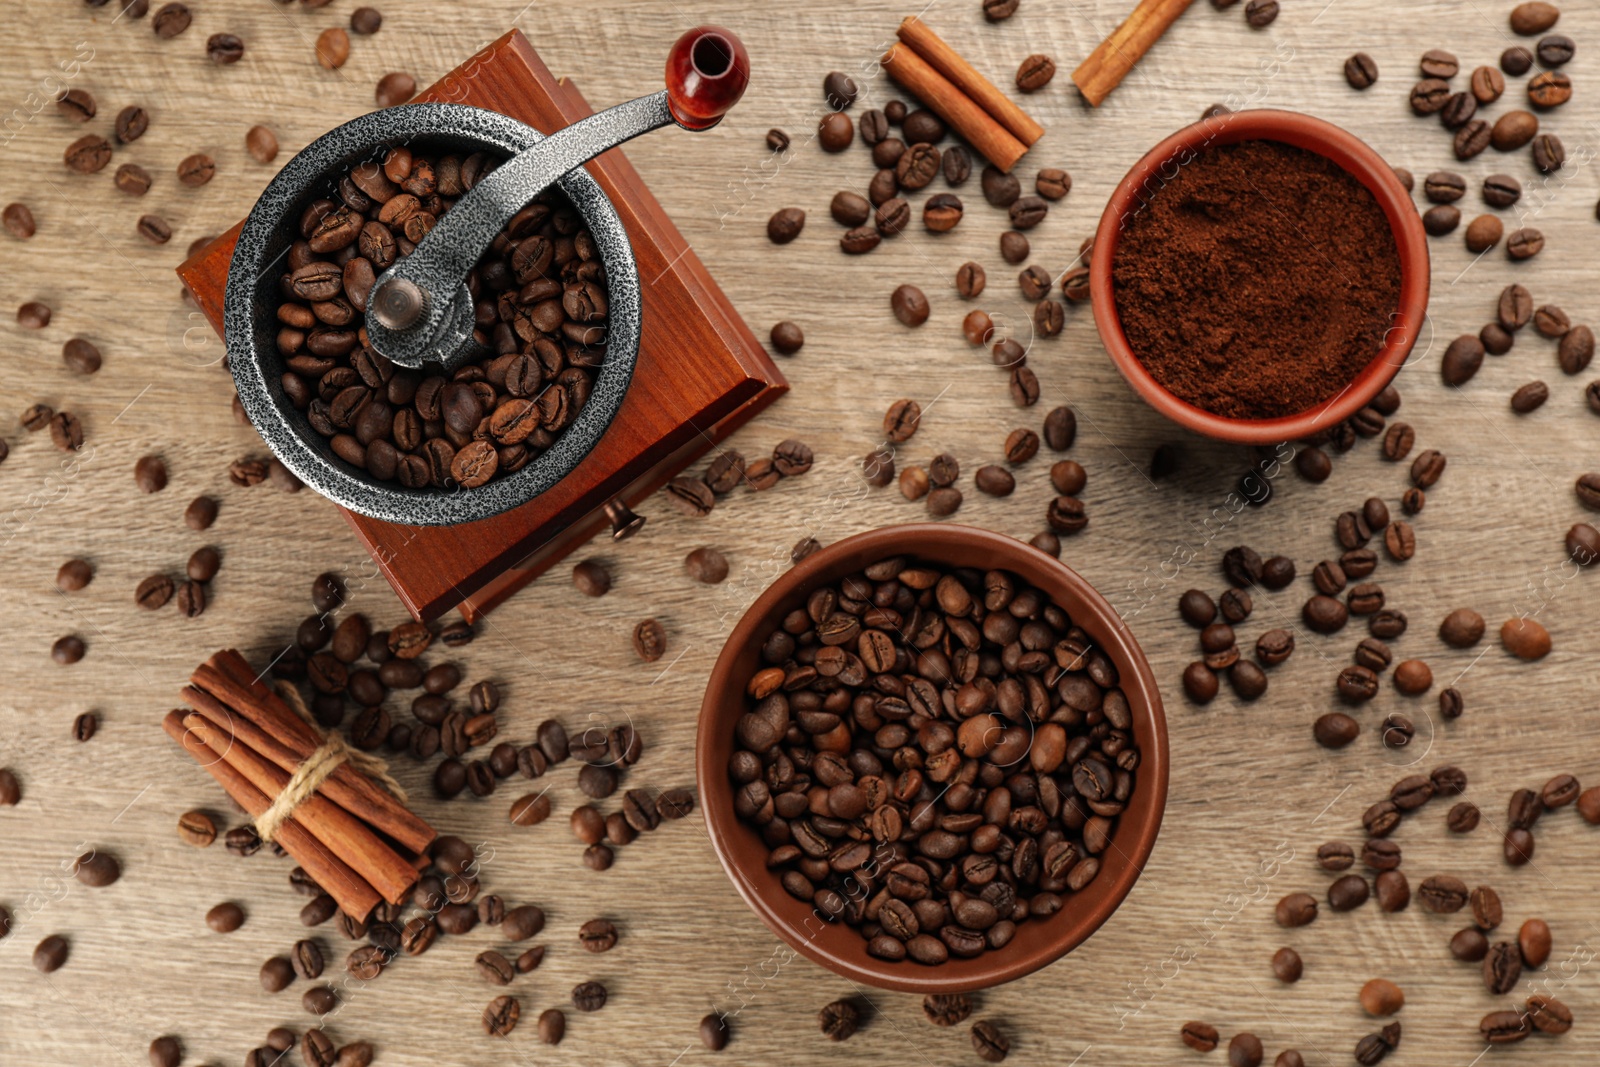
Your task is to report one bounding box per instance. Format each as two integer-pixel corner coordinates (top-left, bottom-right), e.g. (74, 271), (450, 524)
(163, 649), (436, 920)
(882, 17), (1043, 172)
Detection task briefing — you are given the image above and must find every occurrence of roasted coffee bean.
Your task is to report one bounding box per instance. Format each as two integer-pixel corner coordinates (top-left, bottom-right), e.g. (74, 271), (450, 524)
(1533, 133), (1566, 173)
(1560, 326), (1595, 374)
(956, 261), (986, 298)
(1410, 78), (1451, 114)
(1520, 917), (1553, 967)
(1009, 196), (1047, 230)
(1272, 946), (1303, 983)
(1345, 52), (1379, 89)
(1440, 92), (1477, 130)
(1527, 995), (1573, 1035)
(1329, 874), (1370, 911)
(1454, 120), (1491, 159)
(1418, 874), (1468, 914)
(1181, 1022), (1220, 1053)
(891, 284), (930, 326)
(1538, 33), (1575, 67)
(1485, 939), (1523, 994)
(767, 207), (805, 244)
(1314, 712), (1360, 748)
(1507, 227), (1545, 260)
(1528, 70), (1572, 108)
(1361, 978), (1404, 1016)
(1375, 870), (1410, 912)
(1276, 892), (1318, 927)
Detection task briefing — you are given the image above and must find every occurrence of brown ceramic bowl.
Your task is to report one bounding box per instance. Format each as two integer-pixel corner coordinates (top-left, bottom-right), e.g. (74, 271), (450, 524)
(1090, 108), (1430, 445)
(696, 524), (1169, 993)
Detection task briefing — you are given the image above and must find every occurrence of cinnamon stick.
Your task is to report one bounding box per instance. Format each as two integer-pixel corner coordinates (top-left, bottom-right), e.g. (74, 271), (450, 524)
(1072, 0), (1197, 107)
(193, 653), (434, 854)
(180, 704), (419, 905)
(896, 18), (1044, 147)
(161, 710), (381, 918)
(881, 42), (1028, 173)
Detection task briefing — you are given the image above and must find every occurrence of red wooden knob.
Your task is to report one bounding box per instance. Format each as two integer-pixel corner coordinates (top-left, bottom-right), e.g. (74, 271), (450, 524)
(665, 26), (749, 130)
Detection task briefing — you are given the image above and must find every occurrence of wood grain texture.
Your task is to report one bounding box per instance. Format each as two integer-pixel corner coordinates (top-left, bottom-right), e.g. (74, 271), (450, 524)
(3, 0), (1600, 1064)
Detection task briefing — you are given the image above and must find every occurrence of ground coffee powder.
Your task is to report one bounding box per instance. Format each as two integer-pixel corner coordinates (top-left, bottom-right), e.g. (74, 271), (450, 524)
(1112, 139), (1402, 420)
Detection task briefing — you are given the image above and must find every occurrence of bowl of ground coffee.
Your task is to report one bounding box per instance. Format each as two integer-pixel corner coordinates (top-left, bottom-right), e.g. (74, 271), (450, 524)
(697, 524), (1169, 992)
(1091, 109), (1429, 444)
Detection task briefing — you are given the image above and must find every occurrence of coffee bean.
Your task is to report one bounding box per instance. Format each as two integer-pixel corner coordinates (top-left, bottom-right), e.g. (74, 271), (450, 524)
(1485, 939), (1523, 994)
(1018, 265), (1051, 301)
(152, 1), (190, 36)
(1480, 176), (1522, 214)
(1511, 2), (1561, 35)
(1489, 111), (1537, 154)
(1499, 48), (1534, 81)
(1182, 1022), (1220, 1053)
(291, 938), (324, 980)
(818, 111), (853, 152)
(1537, 33), (1575, 66)
(1560, 326), (1595, 374)
(1410, 78), (1451, 114)
(1317, 841), (1355, 871)
(1303, 595), (1349, 634)
(1276, 892), (1318, 927)
(1038, 407), (1076, 453)
(1420, 48), (1459, 78)
(955, 261), (987, 299)
(2, 203), (35, 240)
(482, 994), (520, 1036)
(1507, 227), (1545, 260)
(1465, 215), (1503, 253)
(259, 955), (295, 992)
(1314, 711), (1360, 748)
(1244, 0), (1278, 26)
(571, 980), (608, 1013)
(1369, 870), (1408, 915)
(1527, 995), (1573, 1035)
(1255, 628), (1296, 667)
(1329, 874), (1370, 911)
(943, 145), (972, 185)
(1468, 67), (1506, 106)
(891, 284), (930, 326)
(206, 32), (244, 63)
(69, 710), (96, 741)
(1418, 874), (1468, 913)
(1422, 171), (1465, 203)
(206, 901), (245, 933)
(1440, 91), (1477, 130)
(1499, 283), (1534, 330)
(1016, 53), (1056, 92)
(1533, 133), (1566, 173)
(177, 152), (215, 187)
(1009, 195), (1047, 229)
(1423, 204), (1460, 236)
(1271, 946), (1303, 983)
(883, 398), (921, 442)
(1454, 120), (1491, 159)
(1528, 70), (1572, 108)
(1361, 978), (1404, 1016)
(64, 133), (112, 174)
(767, 207), (804, 244)
(1346, 53), (1379, 89)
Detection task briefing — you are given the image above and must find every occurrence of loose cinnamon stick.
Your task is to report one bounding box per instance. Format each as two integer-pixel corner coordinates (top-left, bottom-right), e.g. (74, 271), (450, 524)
(193, 653), (434, 854)
(896, 18), (1044, 147)
(881, 42), (1028, 173)
(181, 704), (419, 905)
(161, 710), (382, 918)
(1073, 0), (1197, 107)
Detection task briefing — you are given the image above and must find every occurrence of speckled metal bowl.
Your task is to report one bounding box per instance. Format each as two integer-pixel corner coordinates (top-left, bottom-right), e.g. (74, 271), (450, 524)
(225, 104), (641, 526)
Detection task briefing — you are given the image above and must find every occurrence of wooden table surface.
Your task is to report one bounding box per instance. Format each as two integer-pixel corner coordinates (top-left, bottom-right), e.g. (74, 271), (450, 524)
(4, 0), (1600, 1063)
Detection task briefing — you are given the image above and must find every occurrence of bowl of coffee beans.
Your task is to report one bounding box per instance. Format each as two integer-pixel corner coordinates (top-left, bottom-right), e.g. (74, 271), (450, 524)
(697, 524), (1168, 992)
(1090, 109), (1430, 445)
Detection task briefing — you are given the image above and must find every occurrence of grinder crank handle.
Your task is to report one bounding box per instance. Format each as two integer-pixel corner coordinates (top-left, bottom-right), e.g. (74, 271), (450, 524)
(366, 26), (749, 371)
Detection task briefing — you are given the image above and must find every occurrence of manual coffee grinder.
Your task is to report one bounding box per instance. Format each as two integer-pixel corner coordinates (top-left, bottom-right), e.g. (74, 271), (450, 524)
(178, 27), (787, 622)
